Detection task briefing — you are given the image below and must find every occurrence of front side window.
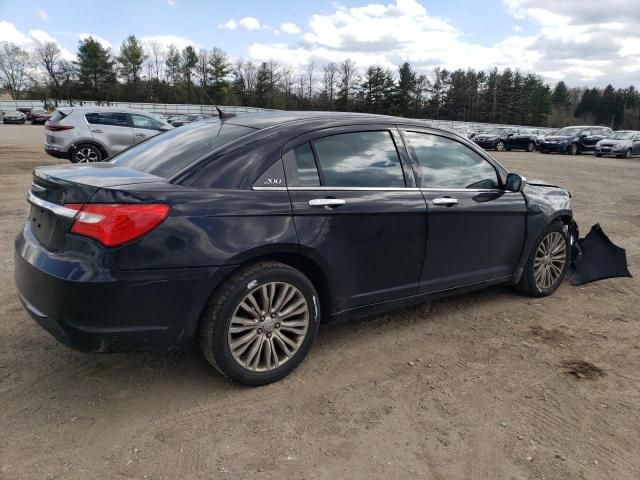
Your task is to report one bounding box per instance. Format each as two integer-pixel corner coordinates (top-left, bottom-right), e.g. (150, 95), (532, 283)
(131, 114), (164, 130)
(311, 131), (405, 188)
(405, 132), (499, 189)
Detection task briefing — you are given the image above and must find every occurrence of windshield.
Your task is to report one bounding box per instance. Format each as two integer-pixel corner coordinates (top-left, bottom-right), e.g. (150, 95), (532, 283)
(554, 127), (583, 136)
(607, 131), (635, 140)
(110, 120), (256, 178)
(486, 128), (511, 135)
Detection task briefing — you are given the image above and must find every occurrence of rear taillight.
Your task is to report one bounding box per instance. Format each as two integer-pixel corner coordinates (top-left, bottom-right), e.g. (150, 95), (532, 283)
(45, 123), (74, 131)
(63, 203), (170, 247)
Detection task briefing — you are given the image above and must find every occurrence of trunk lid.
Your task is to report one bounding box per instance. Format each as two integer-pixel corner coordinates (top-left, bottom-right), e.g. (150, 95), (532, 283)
(28, 163), (165, 250)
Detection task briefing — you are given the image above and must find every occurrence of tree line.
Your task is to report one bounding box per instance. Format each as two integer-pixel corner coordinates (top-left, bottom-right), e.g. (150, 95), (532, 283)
(1, 36), (639, 129)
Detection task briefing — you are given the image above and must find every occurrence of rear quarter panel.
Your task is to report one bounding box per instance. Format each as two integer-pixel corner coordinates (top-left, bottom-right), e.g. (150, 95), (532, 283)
(88, 185), (298, 270)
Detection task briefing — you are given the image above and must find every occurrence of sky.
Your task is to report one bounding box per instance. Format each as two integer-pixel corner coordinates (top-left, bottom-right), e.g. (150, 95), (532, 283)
(1, 0), (639, 87)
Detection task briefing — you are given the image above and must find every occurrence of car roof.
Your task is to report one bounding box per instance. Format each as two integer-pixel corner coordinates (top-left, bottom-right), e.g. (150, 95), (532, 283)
(62, 106), (168, 118)
(211, 110), (438, 130)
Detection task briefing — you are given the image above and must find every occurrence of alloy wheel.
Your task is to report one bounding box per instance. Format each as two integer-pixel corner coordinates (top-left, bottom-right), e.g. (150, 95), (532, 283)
(534, 232), (567, 290)
(228, 282), (310, 372)
(527, 142), (535, 152)
(570, 143), (578, 155)
(75, 147), (99, 163)
(626, 149), (632, 159)
(496, 141), (505, 151)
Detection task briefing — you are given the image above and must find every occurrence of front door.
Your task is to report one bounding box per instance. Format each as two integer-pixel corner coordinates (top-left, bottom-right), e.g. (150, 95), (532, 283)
(284, 127), (427, 312)
(400, 130), (527, 293)
(86, 111), (134, 156)
(130, 114), (165, 144)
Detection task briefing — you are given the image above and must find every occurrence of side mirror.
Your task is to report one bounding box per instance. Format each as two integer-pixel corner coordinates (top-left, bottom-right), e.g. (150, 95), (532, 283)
(505, 173), (527, 192)
(507, 133), (515, 137)
(159, 125), (172, 131)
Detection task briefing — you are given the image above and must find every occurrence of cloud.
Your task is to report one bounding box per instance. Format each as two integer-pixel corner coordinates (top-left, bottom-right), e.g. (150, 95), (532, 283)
(219, 19), (237, 30)
(503, 0), (640, 84)
(139, 34), (196, 50)
(166, 0), (177, 6)
(513, 25), (523, 32)
(280, 22), (301, 34)
(77, 32), (112, 49)
(239, 17), (261, 31)
(37, 9), (49, 21)
(247, 0), (536, 75)
(0, 22), (73, 60)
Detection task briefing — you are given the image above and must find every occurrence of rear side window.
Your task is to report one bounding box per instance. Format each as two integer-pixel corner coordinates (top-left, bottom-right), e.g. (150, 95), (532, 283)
(110, 121), (255, 178)
(405, 132), (499, 189)
(293, 143), (320, 186)
(86, 112), (129, 127)
(310, 131), (405, 188)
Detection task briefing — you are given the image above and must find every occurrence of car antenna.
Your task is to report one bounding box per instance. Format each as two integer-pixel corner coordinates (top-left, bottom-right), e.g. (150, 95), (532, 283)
(216, 107), (236, 120)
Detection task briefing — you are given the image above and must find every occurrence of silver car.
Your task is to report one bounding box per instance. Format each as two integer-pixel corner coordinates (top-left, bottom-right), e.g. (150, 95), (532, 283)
(595, 130), (640, 159)
(44, 107), (173, 163)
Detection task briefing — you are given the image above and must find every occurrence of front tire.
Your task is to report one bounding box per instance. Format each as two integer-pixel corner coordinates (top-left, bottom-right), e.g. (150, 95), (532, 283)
(71, 144), (103, 163)
(527, 142), (535, 152)
(199, 261), (321, 386)
(569, 143), (578, 155)
(516, 222), (569, 297)
(496, 141), (505, 152)
(625, 148), (632, 159)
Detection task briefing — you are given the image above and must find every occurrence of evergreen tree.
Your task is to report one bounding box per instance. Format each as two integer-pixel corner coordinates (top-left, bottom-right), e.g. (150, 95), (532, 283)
(116, 35), (146, 98)
(75, 37), (115, 100)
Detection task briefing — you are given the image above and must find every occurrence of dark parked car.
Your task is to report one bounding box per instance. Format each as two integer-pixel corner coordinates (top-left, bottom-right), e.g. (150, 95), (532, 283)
(595, 131), (640, 158)
(30, 109), (52, 125)
(15, 112), (575, 385)
(170, 113), (213, 127)
(2, 110), (26, 124)
(539, 126), (612, 155)
(474, 127), (539, 152)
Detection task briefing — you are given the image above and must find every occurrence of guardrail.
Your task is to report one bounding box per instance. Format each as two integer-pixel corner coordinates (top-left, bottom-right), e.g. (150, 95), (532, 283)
(0, 100), (547, 131)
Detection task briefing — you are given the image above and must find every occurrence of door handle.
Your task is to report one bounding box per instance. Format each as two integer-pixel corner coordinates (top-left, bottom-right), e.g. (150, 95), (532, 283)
(91, 129), (103, 133)
(135, 133), (146, 137)
(308, 198), (346, 208)
(432, 197), (459, 207)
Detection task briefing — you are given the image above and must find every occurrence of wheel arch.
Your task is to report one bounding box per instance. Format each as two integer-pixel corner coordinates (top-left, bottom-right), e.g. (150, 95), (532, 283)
(183, 249), (335, 350)
(71, 140), (108, 159)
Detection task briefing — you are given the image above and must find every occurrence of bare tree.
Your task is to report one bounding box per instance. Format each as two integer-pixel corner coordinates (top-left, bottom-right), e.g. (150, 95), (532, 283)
(33, 41), (63, 94)
(145, 41), (164, 81)
(196, 48), (210, 89)
(337, 58), (357, 110)
(266, 59), (281, 108)
(323, 62), (338, 109)
(0, 42), (31, 99)
(279, 65), (295, 109)
(306, 61), (315, 102)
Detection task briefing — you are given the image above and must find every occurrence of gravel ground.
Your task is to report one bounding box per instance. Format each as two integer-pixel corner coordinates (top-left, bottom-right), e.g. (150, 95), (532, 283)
(1, 124), (639, 480)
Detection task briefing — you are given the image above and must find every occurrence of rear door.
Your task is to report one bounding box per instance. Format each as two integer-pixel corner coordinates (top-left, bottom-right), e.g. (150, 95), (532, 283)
(85, 112), (134, 156)
(283, 126), (427, 312)
(400, 129), (527, 293)
(130, 114), (166, 144)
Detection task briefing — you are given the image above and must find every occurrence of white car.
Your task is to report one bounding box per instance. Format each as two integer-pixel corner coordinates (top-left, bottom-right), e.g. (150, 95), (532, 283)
(44, 107), (173, 163)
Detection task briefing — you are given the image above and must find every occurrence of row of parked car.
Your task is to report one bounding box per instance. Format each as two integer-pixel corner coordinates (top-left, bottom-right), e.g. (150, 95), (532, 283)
(470, 124), (640, 158)
(2, 108), (53, 125)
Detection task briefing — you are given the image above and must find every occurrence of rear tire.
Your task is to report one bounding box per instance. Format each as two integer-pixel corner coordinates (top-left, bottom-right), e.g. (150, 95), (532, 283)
(198, 261), (321, 386)
(71, 144), (103, 163)
(626, 148), (632, 159)
(516, 222), (569, 298)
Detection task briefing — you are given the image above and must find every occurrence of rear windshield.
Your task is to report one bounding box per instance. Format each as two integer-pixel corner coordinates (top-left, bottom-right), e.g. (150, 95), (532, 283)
(110, 121), (256, 178)
(49, 110), (68, 123)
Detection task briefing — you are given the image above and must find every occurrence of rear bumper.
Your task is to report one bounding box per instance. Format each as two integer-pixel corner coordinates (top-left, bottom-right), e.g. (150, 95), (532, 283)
(44, 145), (71, 159)
(14, 224), (233, 352)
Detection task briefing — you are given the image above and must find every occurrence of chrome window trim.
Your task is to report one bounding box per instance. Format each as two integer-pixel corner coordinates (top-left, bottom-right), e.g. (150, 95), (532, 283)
(252, 186), (506, 193)
(27, 191), (78, 219)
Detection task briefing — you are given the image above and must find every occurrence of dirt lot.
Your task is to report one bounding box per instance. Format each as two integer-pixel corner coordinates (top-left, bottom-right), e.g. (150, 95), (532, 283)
(1, 124), (639, 480)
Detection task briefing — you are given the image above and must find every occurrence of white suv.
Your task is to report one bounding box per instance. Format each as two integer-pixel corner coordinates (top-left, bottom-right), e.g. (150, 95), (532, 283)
(44, 107), (173, 163)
